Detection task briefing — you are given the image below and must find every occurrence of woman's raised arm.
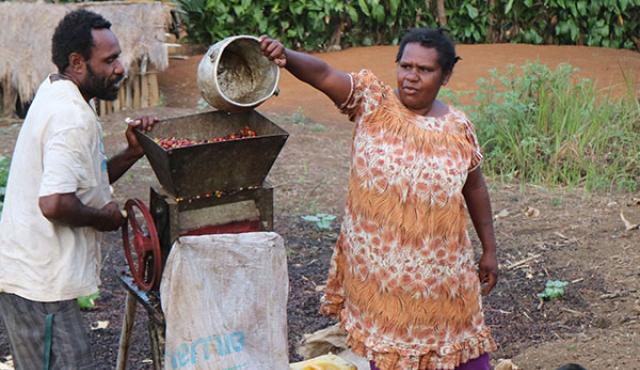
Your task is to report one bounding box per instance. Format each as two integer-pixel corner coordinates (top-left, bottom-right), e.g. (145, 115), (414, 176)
(260, 36), (352, 107)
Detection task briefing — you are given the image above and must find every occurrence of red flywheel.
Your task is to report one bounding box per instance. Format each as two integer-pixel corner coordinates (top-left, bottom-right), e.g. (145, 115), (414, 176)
(121, 198), (162, 291)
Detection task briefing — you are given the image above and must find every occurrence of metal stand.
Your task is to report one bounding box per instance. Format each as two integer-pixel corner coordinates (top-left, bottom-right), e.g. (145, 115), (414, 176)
(116, 275), (165, 370)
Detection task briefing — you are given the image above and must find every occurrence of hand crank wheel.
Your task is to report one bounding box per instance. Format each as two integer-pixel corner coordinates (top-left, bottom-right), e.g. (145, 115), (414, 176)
(121, 198), (162, 291)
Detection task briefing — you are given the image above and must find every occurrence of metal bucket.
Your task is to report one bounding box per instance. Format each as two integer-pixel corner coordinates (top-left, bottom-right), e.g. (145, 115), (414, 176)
(197, 35), (280, 112)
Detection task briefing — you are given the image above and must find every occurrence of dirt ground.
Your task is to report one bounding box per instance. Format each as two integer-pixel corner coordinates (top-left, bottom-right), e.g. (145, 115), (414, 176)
(1, 44), (639, 370)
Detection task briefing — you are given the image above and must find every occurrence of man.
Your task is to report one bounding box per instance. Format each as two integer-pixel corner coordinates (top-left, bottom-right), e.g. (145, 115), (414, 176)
(0, 9), (156, 369)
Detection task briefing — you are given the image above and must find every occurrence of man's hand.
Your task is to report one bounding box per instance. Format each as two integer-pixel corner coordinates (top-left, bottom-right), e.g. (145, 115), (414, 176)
(107, 116), (158, 184)
(259, 36), (287, 67)
(124, 116), (158, 158)
(94, 201), (125, 232)
(39, 194), (125, 231)
(478, 252), (498, 295)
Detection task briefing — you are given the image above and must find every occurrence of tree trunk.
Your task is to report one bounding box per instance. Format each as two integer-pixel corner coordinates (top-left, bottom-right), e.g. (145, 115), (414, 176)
(327, 19), (345, 51)
(487, 0), (498, 42)
(436, 0), (447, 27)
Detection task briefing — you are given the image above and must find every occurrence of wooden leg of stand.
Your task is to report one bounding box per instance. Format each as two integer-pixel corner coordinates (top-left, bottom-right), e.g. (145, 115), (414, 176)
(116, 291), (137, 370)
(149, 319), (165, 370)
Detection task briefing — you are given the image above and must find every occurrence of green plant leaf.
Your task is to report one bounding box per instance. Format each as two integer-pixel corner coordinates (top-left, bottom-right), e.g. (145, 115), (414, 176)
(358, 0), (370, 16)
(301, 215), (320, 222)
(389, 0), (400, 17)
(372, 3), (385, 22)
(505, 0), (514, 14)
(77, 291), (100, 310)
(346, 5), (359, 22)
(466, 3), (479, 18)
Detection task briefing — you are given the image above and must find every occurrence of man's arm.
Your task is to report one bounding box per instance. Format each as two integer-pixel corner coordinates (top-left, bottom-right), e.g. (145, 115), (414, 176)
(107, 116), (157, 183)
(39, 193), (123, 231)
(462, 167), (498, 295)
(107, 145), (141, 184)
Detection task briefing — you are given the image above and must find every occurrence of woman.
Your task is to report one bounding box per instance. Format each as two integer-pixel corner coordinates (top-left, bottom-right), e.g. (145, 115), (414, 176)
(261, 28), (498, 370)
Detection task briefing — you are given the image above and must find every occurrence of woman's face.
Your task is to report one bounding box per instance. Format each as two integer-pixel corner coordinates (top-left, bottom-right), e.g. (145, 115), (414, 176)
(396, 42), (451, 115)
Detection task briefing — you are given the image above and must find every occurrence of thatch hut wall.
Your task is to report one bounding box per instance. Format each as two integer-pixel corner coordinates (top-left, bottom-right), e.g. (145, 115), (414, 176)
(0, 1), (170, 117)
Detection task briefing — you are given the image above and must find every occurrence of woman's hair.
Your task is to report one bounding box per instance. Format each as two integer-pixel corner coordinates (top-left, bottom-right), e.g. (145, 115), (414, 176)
(51, 9), (112, 73)
(395, 28), (460, 74)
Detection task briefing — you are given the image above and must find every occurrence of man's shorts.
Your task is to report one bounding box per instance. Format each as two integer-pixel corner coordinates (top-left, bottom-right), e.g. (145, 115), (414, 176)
(0, 292), (95, 370)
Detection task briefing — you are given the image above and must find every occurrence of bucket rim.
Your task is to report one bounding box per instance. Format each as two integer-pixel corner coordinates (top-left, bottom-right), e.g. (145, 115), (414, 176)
(211, 34), (281, 108)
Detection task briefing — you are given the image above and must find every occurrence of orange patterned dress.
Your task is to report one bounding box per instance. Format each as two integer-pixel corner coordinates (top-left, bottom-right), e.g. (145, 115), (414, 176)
(320, 70), (497, 370)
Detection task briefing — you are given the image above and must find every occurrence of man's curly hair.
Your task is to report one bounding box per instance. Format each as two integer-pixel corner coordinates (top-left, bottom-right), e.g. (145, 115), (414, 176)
(51, 9), (111, 73)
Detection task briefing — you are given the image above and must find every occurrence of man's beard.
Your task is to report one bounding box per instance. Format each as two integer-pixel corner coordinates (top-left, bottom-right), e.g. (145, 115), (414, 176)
(84, 64), (123, 101)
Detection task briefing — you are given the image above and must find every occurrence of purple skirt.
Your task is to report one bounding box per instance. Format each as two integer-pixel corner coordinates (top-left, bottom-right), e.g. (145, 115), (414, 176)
(370, 353), (491, 370)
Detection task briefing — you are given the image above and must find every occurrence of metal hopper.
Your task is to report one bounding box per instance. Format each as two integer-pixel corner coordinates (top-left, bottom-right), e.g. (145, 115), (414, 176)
(134, 109), (288, 199)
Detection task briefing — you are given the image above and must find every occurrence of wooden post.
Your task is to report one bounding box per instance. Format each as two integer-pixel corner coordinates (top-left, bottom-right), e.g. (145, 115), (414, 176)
(148, 72), (160, 107)
(133, 74), (141, 110)
(137, 57), (148, 109)
(148, 319), (165, 370)
(141, 73), (149, 109)
(99, 100), (106, 117)
(2, 77), (17, 117)
(116, 291), (138, 370)
(114, 86), (124, 112)
(120, 85), (126, 112)
(126, 79), (133, 110)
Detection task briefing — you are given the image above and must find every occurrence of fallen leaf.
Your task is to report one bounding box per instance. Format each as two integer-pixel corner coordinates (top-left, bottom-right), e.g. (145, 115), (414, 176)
(91, 320), (109, 330)
(315, 284), (326, 292)
(142, 359), (153, 364)
(0, 356), (13, 370)
(554, 231), (568, 239)
(619, 211), (639, 231)
(523, 206), (540, 218)
(607, 201), (619, 208)
(495, 359), (519, 370)
(494, 209), (510, 220)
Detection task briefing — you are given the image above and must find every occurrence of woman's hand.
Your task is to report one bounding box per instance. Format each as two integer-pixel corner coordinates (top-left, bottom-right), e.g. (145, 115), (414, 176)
(259, 36), (287, 67)
(478, 252), (498, 295)
(463, 168), (498, 295)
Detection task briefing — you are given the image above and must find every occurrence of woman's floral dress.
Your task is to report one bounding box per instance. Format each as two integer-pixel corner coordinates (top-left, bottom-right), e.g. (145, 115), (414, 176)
(320, 70), (497, 370)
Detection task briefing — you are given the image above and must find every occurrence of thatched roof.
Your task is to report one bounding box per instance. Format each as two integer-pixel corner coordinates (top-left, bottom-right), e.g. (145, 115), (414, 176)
(0, 1), (170, 102)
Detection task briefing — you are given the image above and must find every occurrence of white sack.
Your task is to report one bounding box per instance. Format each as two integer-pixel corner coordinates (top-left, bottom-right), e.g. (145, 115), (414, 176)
(160, 232), (289, 370)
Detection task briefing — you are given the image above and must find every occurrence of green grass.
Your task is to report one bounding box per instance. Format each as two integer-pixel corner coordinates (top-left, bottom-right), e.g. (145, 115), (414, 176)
(456, 62), (640, 192)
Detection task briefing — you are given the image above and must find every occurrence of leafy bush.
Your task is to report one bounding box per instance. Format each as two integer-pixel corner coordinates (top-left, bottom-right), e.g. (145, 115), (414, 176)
(174, 0), (435, 50)
(463, 62), (640, 191)
(174, 0), (640, 51)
